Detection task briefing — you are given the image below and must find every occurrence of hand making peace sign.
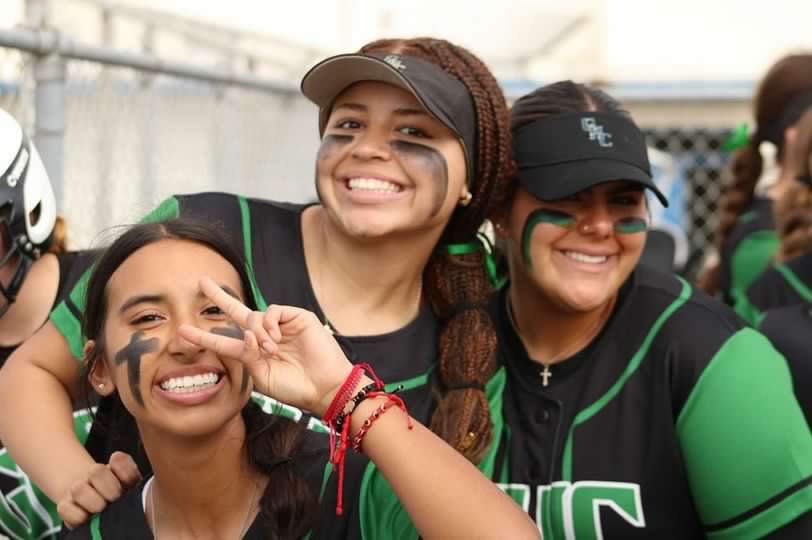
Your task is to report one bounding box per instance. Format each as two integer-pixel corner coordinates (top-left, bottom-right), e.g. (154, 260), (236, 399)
(178, 276), (355, 417)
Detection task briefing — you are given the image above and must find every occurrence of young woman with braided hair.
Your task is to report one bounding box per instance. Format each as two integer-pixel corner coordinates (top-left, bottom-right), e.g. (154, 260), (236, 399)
(0, 37), (518, 536)
(698, 53), (812, 306)
(737, 108), (812, 324)
(489, 80), (811, 538)
(734, 109), (812, 426)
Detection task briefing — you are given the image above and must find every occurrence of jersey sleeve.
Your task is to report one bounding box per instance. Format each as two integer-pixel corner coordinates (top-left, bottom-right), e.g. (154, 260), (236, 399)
(676, 328), (812, 539)
(727, 230), (779, 308)
(48, 193), (247, 361)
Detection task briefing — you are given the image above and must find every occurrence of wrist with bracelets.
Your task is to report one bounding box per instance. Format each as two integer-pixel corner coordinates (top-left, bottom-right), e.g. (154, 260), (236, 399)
(322, 363), (413, 516)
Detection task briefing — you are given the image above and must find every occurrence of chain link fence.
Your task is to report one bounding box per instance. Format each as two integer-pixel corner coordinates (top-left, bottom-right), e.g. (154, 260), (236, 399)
(2, 1), (742, 275)
(644, 128), (732, 278)
(0, 44), (320, 249)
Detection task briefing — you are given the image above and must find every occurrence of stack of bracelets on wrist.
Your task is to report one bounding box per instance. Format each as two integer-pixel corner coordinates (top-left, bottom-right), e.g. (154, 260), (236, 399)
(322, 363), (412, 515)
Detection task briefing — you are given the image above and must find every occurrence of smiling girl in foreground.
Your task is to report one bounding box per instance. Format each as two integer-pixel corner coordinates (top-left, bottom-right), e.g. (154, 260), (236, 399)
(63, 219), (536, 539)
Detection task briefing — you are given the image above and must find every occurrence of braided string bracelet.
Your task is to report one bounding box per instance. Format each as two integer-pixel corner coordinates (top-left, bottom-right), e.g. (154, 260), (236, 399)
(321, 364), (412, 515)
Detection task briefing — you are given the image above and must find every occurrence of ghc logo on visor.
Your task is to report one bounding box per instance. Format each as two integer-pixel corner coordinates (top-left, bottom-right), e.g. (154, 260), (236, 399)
(581, 117), (613, 147)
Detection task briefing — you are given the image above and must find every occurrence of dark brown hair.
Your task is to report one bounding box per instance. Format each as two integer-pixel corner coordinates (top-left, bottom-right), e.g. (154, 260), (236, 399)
(358, 38), (514, 462)
(81, 219), (317, 539)
(776, 109), (812, 261)
(699, 54), (812, 293)
(510, 80), (632, 131)
(46, 215), (68, 254)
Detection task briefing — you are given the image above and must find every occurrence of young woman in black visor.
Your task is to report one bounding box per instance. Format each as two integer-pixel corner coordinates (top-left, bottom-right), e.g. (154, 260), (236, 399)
(487, 81), (812, 539)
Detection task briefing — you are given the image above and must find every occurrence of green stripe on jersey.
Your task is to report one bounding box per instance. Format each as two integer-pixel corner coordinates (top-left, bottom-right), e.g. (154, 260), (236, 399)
(51, 196), (181, 361)
(561, 277), (692, 481)
(677, 328), (812, 533)
(733, 294), (765, 328)
(707, 485), (812, 540)
(358, 367), (508, 540)
(728, 230), (779, 307)
(774, 263), (812, 302)
(50, 301), (85, 360)
(237, 196), (267, 310)
(90, 514), (102, 539)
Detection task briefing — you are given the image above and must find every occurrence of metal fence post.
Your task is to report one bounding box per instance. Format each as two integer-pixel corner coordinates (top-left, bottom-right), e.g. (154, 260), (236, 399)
(27, 0), (67, 213)
(33, 53), (66, 213)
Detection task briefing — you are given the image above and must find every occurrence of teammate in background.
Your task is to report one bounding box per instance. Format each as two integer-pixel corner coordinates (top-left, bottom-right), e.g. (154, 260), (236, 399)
(0, 38), (517, 535)
(0, 108), (102, 540)
(736, 108), (812, 325)
(60, 218), (536, 540)
(736, 108), (812, 426)
(488, 81), (811, 538)
(698, 53), (812, 306)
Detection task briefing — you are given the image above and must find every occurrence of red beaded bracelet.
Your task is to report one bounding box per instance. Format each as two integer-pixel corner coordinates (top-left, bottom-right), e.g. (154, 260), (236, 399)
(322, 363), (388, 516)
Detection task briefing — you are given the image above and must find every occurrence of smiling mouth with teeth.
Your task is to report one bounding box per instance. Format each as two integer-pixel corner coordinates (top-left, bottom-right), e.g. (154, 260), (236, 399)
(347, 177), (403, 193)
(563, 251), (609, 264)
(160, 373), (222, 393)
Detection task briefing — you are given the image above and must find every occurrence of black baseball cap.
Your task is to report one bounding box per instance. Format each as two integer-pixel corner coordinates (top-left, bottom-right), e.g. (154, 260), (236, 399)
(514, 112), (668, 207)
(301, 52), (477, 186)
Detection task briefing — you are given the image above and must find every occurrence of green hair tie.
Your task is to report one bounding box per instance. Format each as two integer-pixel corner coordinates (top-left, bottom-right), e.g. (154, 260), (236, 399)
(445, 233), (507, 289)
(722, 122), (750, 151)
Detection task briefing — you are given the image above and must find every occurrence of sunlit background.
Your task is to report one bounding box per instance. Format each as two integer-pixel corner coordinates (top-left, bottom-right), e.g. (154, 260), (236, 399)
(1, 0), (810, 276)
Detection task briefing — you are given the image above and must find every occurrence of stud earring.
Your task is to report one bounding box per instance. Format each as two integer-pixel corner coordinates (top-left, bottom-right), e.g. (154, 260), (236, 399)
(459, 191), (472, 207)
(97, 383), (105, 390)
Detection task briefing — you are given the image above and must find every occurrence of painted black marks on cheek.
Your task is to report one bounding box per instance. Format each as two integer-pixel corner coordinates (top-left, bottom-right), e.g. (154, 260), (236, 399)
(114, 331), (159, 407)
(391, 140), (448, 217)
(211, 325), (250, 394)
(210, 325), (245, 340)
(240, 366), (250, 394)
(315, 134), (353, 201)
(317, 134), (353, 164)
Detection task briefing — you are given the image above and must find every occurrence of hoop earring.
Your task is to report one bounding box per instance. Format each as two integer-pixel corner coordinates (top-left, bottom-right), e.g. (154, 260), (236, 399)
(459, 191), (473, 207)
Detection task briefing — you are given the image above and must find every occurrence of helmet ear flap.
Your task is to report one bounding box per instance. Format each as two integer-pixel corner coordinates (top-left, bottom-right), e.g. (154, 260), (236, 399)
(21, 142), (57, 254)
(0, 109), (57, 259)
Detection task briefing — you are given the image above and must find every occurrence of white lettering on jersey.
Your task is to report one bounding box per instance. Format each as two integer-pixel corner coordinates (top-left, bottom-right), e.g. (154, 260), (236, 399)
(499, 480), (645, 539)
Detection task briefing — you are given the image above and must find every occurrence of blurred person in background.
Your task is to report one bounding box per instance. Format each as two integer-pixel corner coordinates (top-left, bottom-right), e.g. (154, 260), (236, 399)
(489, 80), (810, 538)
(698, 53), (812, 306)
(0, 37), (519, 537)
(736, 108), (812, 425)
(0, 107), (99, 540)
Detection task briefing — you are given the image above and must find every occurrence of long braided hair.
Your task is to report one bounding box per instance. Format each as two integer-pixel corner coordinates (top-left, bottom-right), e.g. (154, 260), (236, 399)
(699, 53), (812, 293)
(359, 38), (514, 462)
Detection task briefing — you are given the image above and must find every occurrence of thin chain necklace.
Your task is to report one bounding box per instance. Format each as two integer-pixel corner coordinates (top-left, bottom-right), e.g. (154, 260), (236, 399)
(148, 477), (260, 539)
(317, 259), (423, 336)
(505, 293), (553, 387)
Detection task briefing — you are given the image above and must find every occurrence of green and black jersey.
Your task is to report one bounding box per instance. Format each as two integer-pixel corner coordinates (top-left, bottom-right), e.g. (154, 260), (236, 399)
(735, 252), (812, 326)
(60, 427), (334, 540)
(759, 304), (812, 427)
(41, 193), (441, 538)
(324, 267), (812, 539)
(718, 197), (779, 307)
(0, 249), (99, 540)
(486, 266), (811, 539)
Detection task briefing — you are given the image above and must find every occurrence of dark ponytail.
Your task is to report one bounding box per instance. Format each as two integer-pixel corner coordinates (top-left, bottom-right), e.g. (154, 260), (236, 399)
(360, 38), (514, 462)
(699, 53), (812, 293)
